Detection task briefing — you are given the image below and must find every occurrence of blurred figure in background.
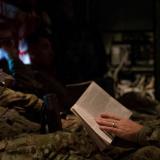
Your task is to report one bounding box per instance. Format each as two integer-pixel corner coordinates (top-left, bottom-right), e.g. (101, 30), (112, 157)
(0, 19), (69, 114)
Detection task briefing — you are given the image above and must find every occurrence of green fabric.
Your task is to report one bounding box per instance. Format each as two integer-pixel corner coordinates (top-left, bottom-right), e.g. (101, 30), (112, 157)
(0, 117), (107, 160)
(0, 110), (160, 160)
(0, 86), (43, 122)
(0, 87), (160, 159)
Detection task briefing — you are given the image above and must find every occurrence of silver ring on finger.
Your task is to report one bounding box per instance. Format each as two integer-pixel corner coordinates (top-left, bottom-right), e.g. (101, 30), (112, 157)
(112, 122), (116, 128)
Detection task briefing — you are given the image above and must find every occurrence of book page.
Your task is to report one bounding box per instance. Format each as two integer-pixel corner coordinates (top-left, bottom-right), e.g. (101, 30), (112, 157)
(75, 81), (132, 118)
(71, 81), (132, 149)
(72, 105), (113, 142)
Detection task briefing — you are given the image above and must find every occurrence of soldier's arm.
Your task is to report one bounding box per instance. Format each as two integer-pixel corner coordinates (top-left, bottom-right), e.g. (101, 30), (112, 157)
(136, 125), (160, 146)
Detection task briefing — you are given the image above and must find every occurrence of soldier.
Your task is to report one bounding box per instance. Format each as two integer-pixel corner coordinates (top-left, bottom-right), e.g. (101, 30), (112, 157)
(0, 84), (62, 133)
(1, 102), (160, 160)
(0, 19), (70, 113)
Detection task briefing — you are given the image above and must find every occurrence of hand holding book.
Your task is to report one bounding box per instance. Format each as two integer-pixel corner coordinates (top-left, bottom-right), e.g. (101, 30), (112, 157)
(95, 112), (144, 142)
(71, 81), (133, 150)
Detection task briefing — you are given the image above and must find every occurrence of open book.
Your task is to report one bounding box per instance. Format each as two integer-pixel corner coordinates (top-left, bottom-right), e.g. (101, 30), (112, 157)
(71, 81), (132, 151)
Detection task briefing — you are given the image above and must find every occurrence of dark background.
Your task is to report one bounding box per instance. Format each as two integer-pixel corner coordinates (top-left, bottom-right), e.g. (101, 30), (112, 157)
(2, 0), (159, 99)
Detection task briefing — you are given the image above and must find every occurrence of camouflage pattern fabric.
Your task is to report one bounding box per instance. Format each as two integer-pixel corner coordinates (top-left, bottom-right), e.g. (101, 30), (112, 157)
(0, 87), (160, 159)
(0, 106), (40, 140)
(0, 131), (105, 160)
(0, 86), (43, 122)
(0, 112), (160, 160)
(0, 113), (108, 160)
(0, 86), (42, 139)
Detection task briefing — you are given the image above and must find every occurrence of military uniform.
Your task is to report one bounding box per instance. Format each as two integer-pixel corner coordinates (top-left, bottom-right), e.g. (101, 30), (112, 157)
(0, 86), (160, 159)
(0, 110), (160, 160)
(0, 86), (43, 122)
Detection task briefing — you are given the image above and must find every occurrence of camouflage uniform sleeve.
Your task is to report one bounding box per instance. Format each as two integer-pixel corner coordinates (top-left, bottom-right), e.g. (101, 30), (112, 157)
(136, 126), (160, 146)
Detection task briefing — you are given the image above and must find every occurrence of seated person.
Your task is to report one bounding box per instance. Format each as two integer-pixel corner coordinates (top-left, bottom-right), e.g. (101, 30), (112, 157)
(0, 71), (62, 133)
(93, 92), (160, 160)
(1, 95), (160, 160)
(96, 113), (143, 144)
(0, 22), (69, 114)
(0, 85), (62, 133)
